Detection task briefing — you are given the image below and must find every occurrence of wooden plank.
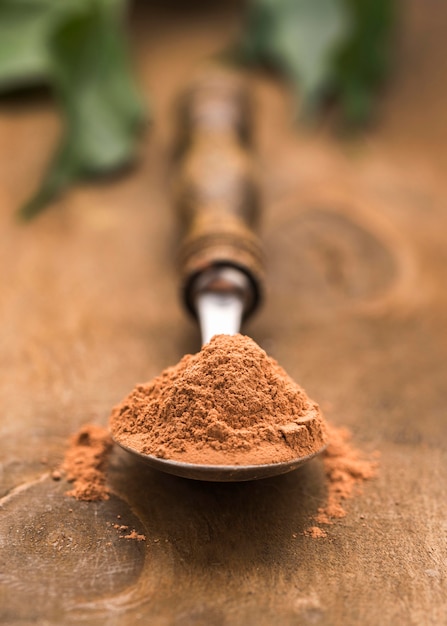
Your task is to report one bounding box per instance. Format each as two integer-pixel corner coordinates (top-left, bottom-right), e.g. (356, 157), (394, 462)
(1, 2), (446, 624)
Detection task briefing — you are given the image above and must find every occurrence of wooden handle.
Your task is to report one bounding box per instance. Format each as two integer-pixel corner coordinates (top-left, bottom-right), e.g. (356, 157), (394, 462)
(175, 67), (264, 319)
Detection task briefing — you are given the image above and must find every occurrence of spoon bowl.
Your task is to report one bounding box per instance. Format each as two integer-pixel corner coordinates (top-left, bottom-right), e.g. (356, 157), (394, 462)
(114, 439), (327, 482)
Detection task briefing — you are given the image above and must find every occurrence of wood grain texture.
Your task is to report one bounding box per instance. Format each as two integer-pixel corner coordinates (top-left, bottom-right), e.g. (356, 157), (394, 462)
(1, 1), (446, 624)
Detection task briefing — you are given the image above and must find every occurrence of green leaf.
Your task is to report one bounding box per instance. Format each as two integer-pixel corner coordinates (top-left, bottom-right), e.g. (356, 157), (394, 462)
(332, 0), (396, 124)
(238, 0), (350, 110)
(50, 0), (144, 172)
(237, 0), (396, 124)
(0, 0), (146, 218)
(0, 0), (54, 89)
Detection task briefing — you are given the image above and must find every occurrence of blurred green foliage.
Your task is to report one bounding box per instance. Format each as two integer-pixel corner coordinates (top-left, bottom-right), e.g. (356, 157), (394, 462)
(238, 0), (396, 124)
(0, 0), (144, 218)
(333, 0), (396, 123)
(0, 0), (395, 217)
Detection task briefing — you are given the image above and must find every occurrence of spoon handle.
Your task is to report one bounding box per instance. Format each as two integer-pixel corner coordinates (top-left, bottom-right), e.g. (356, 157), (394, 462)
(174, 67), (264, 322)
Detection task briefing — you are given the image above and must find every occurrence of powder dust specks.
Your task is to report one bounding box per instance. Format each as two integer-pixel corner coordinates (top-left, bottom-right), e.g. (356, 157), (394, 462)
(304, 526), (328, 539)
(123, 530), (146, 542)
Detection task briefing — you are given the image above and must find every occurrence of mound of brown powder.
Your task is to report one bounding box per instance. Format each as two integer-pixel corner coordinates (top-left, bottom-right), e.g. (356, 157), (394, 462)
(62, 424), (113, 501)
(110, 334), (328, 466)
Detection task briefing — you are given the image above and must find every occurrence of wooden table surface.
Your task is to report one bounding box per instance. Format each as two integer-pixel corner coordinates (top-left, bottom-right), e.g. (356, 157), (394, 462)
(1, 2), (446, 624)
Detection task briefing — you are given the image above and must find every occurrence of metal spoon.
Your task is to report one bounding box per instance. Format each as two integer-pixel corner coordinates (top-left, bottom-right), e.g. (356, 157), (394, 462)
(114, 265), (325, 481)
(113, 69), (326, 481)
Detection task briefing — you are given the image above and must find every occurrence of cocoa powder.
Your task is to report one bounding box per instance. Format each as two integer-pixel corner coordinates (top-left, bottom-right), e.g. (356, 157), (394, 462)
(61, 336), (378, 537)
(122, 530), (146, 542)
(315, 423), (379, 523)
(110, 334), (328, 466)
(304, 423), (379, 537)
(62, 424), (113, 501)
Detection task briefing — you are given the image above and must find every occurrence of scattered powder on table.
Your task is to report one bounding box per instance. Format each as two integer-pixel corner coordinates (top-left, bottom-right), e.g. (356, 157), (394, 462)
(109, 522), (146, 542)
(122, 530), (146, 542)
(60, 335), (378, 539)
(304, 526), (327, 539)
(304, 422), (379, 538)
(110, 334), (329, 466)
(62, 424), (113, 501)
